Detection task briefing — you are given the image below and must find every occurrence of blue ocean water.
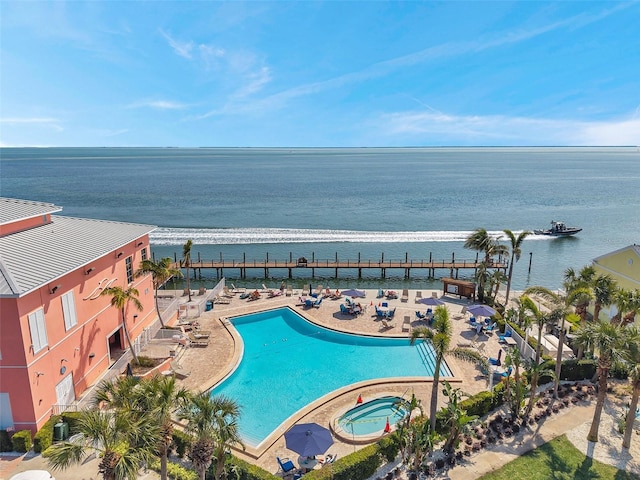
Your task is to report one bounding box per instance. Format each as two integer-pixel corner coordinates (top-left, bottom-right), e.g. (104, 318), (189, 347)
(1, 147), (638, 290)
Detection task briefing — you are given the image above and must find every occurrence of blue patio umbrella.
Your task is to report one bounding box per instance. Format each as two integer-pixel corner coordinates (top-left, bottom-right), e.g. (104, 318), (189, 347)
(284, 423), (334, 457)
(340, 288), (366, 298)
(468, 304), (496, 318)
(418, 297), (445, 306)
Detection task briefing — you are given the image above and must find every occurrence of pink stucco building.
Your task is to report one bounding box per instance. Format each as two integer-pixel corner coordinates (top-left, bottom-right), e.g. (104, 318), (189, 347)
(0, 198), (158, 434)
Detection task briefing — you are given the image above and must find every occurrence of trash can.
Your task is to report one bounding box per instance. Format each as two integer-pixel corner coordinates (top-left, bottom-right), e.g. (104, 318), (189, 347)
(53, 422), (69, 441)
(205, 301), (213, 312)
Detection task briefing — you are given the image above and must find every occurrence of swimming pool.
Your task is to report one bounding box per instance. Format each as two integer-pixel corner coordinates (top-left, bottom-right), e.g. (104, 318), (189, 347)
(212, 307), (451, 447)
(336, 396), (408, 437)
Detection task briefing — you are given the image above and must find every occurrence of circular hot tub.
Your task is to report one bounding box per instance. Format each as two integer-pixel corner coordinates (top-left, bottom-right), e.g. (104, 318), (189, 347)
(332, 395), (409, 443)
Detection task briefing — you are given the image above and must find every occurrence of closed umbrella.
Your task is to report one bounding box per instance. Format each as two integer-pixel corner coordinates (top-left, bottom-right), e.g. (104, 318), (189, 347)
(418, 297), (445, 306)
(340, 289), (366, 298)
(284, 423), (334, 457)
(467, 304), (496, 318)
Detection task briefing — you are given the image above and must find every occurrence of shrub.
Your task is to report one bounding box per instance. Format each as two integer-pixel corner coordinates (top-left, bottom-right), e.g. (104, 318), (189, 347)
(12, 430), (32, 452)
(377, 434), (400, 463)
(224, 456), (282, 480)
(303, 444), (381, 480)
(61, 411), (83, 435)
(33, 415), (60, 453)
(559, 359), (597, 381)
(136, 355), (158, 368)
(172, 429), (192, 458)
(610, 362), (630, 380)
(150, 459), (199, 480)
(0, 430), (12, 452)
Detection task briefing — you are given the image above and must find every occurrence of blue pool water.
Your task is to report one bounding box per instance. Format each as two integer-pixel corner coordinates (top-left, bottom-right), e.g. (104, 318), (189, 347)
(338, 396), (408, 436)
(211, 307), (451, 447)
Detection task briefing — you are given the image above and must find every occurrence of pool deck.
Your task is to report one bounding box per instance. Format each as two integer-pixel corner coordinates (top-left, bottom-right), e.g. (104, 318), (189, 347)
(139, 287), (501, 474)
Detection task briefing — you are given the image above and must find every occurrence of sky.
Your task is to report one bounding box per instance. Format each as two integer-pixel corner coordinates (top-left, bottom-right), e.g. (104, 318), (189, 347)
(1, 1), (639, 147)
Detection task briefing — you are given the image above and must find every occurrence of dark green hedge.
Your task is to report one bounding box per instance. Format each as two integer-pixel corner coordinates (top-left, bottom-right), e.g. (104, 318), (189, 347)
(303, 444), (382, 480)
(33, 415), (61, 453)
(61, 411), (83, 435)
(225, 456), (280, 480)
(172, 429), (192, 458)
(12, 430), (32, 452)
(0, 430), (12, 452)
(377, 434), (401, 463)
(559, 359), (597, 381)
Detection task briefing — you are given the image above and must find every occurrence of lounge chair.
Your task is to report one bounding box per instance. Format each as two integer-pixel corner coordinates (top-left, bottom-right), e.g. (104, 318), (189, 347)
(313, 297), (323, 308)
(286, 284), (293, 296)
(277, 457), (297, 475)
(402, 316), (411, 332)
(498, 330), (512, 343)
(475, 342), (486, 354)
(239, 291), (251, 299)
(386, 307), (396, 319)
(169, 361), (191, 379)
(386, 291), (398, 299)
(179, 326), (211, 339)
(261, 283), (272, 293)
(188, 333), (210, 347)
(415, 311), (425, 320)
(314, 285), (323, 296)
(268, 290), (283, 298)
(401, 289), (409, 302)
(340, 304), (354, 315)
(222, 286), (235, 297)
(214, 295), (231, 304)
(231, 284), (246, 293)
(415, 291), (423, 303)
(379, 319), (394, 331)
(432, 291), (439, 298)
(377, 288), (385, 298)
(198, 286), (206, 296)
(485, 322), (497, 335)
(302, 285), (310, 296)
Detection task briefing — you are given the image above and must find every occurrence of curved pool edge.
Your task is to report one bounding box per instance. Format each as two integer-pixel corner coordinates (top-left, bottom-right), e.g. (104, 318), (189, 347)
(329, 393), (409, 445)
(202, 306), (461, 459)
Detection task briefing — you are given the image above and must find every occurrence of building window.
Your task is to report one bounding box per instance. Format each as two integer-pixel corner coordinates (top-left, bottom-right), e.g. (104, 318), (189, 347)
(61, 291), (78, 331)
(141, 247), (147, 261)
(28, 308), (48, 354)
(126, 256), (133, 284)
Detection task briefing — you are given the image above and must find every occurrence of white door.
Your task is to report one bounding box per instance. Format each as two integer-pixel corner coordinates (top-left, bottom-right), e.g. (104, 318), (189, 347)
(55, 373), (75, 406)
(0, 393), (13, 429)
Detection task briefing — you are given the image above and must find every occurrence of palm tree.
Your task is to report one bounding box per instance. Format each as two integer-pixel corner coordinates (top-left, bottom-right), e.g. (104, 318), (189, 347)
(525, 271), (591, 398)
(441, 380), (477, 454)
(611, 288), (640, 326)
(101, 286), (143, 365)
(622, 326), (640, 450)
(464, 228), (508, 302)
(591, 274), (617, 325)
(488, 269), (508, 303)
(137, 375), (190, 480)
(136, 257), (183, 328)
(182, 239), (193, 303)
(502, 229), (531, 306)
(410, 306), (488, 431)
(91, 376), (143, 411)
(574, 320), (627, 442)
(519, 295), (554, 419)
(179, 392), (244, 480)
(503, 346), (526, 419)
(47, 408), (159, 480)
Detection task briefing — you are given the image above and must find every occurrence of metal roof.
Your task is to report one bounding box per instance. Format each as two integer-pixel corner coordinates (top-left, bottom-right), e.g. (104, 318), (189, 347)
(0, 197), (62, 225)
(0, 215), (156, 297)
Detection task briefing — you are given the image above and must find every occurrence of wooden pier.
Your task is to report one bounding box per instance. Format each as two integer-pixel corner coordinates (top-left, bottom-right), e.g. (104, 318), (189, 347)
(167, 252), (508, 280)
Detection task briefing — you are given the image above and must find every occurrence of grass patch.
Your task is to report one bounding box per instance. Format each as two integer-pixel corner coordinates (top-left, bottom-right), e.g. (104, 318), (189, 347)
(478, 435), (640, 480)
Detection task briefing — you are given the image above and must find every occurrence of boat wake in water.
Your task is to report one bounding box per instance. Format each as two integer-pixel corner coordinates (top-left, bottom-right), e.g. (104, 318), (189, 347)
(150, 227), (543, 246)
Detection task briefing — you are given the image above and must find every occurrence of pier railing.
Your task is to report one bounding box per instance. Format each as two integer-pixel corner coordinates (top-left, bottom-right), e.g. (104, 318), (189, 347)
(165, 253), (507, 280)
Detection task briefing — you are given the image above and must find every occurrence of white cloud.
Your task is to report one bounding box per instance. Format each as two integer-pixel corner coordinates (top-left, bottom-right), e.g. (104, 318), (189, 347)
(0, 117), (63, 132)
(127, 100), (189, 110)
(160, 29), (194, 59)
(379, 110), (640, 146)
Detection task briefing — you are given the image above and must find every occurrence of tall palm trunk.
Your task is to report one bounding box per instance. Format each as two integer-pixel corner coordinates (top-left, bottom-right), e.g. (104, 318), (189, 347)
(429, 356), (442, 431)
(525, 328), (544, 418)
(505, 254), (515, 305)
(154, 283), (166, 328)
(587, 366), (609, 442)
(120, 307), (139, 365)
(553, 317), (566, 399)
(623, 378), (639, 449)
